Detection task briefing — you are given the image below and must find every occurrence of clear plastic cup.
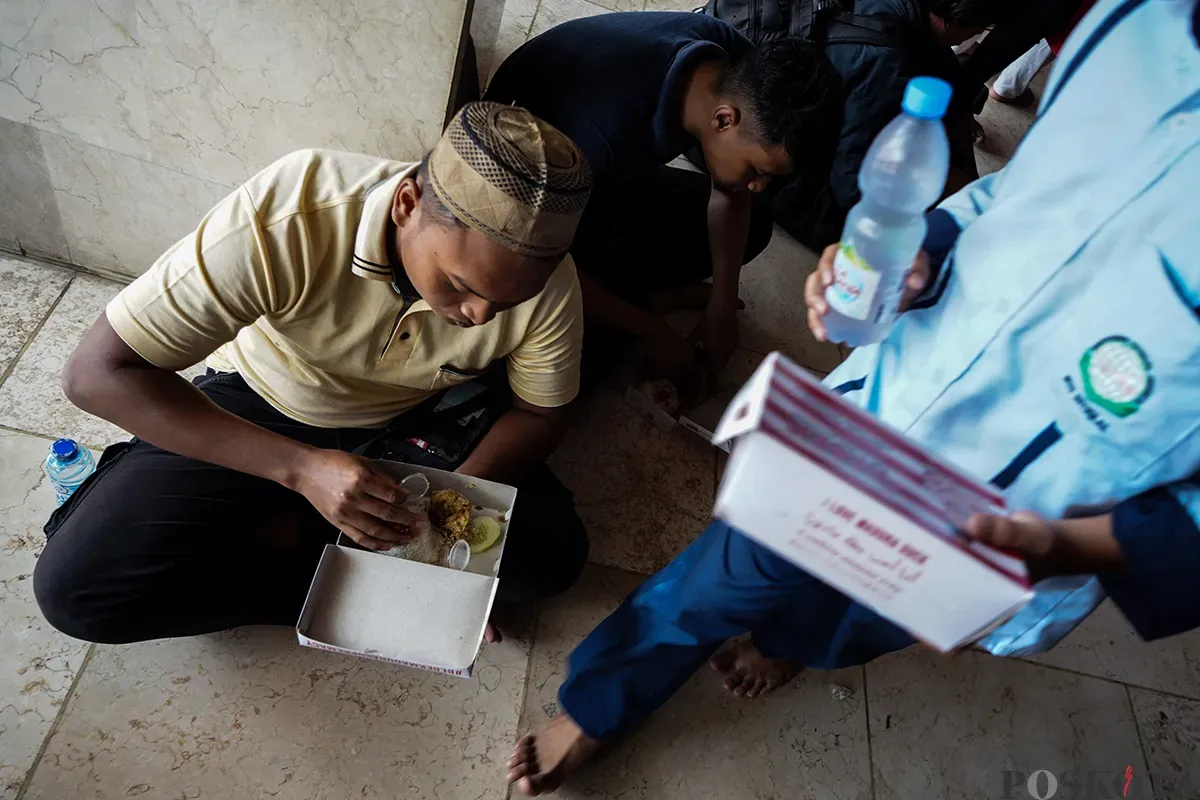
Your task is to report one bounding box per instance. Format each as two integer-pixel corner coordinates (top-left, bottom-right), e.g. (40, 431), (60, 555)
(444, 539), (471, 571)
(399, 472), (430, 498)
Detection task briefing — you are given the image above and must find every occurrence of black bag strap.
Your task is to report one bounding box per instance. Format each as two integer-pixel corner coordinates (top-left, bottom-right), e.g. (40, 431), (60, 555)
(790, 0), (905, 50)
(822, 12), (906, 49)
(706, 0), (906, 50)
(789, 0), (839, 38)
(789, 0), (814, 37)
(350, 364), (508, 460)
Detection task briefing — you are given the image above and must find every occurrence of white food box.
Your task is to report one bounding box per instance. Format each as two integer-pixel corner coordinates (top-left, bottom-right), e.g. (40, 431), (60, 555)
(296, 461), (515, 678)
(712, 353), (1033, 652)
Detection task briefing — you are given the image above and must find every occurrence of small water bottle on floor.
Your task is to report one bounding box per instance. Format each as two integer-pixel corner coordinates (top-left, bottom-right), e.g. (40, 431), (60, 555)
(823, 76), (952, 347)
(43, 438), (95, 506)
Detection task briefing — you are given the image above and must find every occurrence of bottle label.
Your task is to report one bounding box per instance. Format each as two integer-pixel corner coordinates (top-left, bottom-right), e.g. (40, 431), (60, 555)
(826, 243), (880, 321)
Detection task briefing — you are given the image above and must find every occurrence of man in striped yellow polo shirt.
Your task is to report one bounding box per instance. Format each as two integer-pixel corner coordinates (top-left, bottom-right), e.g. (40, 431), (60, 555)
(35, 103), (593, 645)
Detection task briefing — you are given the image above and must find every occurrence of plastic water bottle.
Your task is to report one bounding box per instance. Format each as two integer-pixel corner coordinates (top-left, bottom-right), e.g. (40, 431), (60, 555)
(43, 438), (95, 506)
(823, 76), (952, 347)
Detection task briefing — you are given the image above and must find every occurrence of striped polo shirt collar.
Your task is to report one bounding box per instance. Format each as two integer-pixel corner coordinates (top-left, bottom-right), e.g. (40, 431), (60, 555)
(351, 165), (424, 310)
(351, 170), (403, 282)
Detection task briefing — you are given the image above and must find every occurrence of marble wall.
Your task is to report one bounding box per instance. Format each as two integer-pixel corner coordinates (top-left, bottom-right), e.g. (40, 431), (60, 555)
(473, 0), (697, 91)
(0, 0), (471, 279)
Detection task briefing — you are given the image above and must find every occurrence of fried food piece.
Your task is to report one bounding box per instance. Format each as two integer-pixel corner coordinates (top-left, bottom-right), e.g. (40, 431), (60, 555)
(430, 488), (473, 542)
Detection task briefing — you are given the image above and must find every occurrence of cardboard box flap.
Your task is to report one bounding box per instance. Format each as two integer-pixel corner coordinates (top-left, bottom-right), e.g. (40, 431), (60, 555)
(624, 384), (678, 433)
(301, 545), (496, 671)
(712, 352), (777, 445)
(296, 461), (518, 677)
(677, 385), (739, 451)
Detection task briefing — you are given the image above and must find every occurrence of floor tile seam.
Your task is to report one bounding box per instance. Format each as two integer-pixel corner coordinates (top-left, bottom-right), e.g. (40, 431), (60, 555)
(1012, 657), (1200, 703)
(0, 278), (74, 394)
(14, 643), (96, 800)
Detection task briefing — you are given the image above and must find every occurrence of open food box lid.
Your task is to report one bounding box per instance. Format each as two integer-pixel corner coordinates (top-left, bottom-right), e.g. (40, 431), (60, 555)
(711, 352), (1033, 652)
(296, 461), (516, 678)
(624, 382), (738, 453)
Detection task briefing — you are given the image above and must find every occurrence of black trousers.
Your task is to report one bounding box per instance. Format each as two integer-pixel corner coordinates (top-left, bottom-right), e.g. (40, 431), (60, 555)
(33, 372), (588, 645)
(571, 164), (775, 308)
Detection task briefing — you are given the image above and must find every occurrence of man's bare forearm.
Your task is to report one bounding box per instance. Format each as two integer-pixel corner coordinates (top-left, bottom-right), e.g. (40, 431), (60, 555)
(967, 509), (1125, 583)
(456, 403), (568, 485)
(1047, 514), (1124, 576)
(65, 317), (314, 490)
(707, 184), (752, 305)
(576, 267), (658, 337)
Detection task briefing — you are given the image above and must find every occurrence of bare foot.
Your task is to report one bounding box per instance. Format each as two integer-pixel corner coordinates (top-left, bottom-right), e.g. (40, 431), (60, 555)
(710, 639), (801, 698)
(484, 621), (502, 644)
(988, 86), (1037, 108)
(506, 714), (601, 796)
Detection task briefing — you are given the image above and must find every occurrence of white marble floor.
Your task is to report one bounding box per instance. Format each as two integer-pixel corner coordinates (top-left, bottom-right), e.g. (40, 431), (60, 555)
(1, 235), (1198, 800)
(1, 55), (1198, 799)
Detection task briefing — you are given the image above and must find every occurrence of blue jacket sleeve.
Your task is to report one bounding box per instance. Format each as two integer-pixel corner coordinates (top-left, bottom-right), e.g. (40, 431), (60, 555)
(1099, 478), (1200, 641)
(908, 168), (1007, 310)
(922, 207), (961, 268)
(908, 208), (962, 310)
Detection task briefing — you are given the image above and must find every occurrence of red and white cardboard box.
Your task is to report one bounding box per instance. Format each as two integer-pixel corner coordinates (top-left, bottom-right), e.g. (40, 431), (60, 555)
(296, 462), (516, 678)
(712, 353), (1033, 652)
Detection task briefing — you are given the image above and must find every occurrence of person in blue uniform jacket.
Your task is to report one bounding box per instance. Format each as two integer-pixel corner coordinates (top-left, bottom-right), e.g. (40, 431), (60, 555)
(505, 0), (1200, 794)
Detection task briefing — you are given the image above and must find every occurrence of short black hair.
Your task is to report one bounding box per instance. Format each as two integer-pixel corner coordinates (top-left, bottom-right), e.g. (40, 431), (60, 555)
(416, 153), (464, 229)
(925, 0), (1013, 28)
(715, 38), (843, 172)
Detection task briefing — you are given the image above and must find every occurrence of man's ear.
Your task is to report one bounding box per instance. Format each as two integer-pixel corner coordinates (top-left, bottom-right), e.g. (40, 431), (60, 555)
(713, 103), (741, 133)
(928, 13), (949, 43)
(392, 176), (421, 227)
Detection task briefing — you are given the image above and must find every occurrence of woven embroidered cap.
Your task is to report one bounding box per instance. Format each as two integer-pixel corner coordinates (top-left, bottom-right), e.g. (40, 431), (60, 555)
(427, 101), (592, 259)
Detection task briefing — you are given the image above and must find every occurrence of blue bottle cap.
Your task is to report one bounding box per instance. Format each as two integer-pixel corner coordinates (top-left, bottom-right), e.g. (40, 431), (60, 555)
(51, 438), (79, 460)
(902, 76), (953, 121)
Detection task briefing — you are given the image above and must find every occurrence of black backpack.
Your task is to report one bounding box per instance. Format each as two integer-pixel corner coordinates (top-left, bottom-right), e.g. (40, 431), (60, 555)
(702, 0), (908, 51)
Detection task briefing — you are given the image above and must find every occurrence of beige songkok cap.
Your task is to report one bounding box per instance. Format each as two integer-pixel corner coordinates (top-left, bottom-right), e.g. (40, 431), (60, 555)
(427, 101), (592, 259)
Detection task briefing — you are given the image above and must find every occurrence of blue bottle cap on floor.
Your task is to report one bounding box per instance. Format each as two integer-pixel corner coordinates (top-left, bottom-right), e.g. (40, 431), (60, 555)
(902, 77), (953, 120)
(51, 438), (79, 460)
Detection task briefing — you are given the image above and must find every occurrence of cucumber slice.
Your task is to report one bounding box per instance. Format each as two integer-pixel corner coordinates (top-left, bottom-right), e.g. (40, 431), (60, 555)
(467, 516), (502, 554)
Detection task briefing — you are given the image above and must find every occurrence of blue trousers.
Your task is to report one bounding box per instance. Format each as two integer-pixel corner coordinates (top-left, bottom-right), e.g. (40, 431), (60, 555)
(559, 521), (916, 739)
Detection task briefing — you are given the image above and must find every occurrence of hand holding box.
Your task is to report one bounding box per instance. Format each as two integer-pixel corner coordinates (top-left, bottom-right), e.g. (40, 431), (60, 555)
(712, 353), (1032, 652)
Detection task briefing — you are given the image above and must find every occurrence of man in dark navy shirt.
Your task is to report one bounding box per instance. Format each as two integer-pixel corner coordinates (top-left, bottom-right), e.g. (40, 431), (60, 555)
(486, 12), (840, 379)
